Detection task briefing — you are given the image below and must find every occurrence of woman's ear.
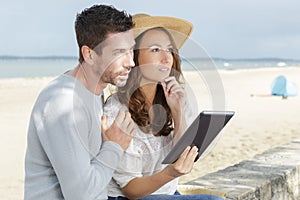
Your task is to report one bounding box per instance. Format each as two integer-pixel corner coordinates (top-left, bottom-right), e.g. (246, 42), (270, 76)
(81, 45), (94, 65)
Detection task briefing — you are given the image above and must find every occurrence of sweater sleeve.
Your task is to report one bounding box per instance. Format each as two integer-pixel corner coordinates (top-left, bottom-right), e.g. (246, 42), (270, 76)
(34, 94), (123, 200)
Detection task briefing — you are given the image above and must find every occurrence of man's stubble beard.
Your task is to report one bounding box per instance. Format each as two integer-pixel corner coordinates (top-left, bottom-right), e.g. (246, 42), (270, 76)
(100, 70), (128, 87)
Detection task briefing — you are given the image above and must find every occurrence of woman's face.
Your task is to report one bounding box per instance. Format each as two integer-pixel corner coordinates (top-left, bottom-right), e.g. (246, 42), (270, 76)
(137, 29), (174, 84)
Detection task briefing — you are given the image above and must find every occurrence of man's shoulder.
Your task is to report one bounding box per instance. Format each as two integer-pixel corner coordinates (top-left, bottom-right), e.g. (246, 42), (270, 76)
(33, 75), (76, 111)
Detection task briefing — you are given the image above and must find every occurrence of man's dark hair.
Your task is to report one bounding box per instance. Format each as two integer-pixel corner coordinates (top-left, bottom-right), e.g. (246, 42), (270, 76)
(75, 5), (133, 63)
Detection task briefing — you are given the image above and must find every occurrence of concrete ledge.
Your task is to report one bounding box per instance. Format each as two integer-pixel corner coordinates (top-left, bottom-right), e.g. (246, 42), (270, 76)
(185, 139), (300, 200)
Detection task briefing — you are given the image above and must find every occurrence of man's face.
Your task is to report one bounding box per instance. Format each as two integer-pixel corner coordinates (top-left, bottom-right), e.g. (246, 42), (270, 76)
(96, 30), (135, 87)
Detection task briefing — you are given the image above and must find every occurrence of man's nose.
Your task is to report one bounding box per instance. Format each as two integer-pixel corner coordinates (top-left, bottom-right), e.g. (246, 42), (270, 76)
(124, 50), (135, 70)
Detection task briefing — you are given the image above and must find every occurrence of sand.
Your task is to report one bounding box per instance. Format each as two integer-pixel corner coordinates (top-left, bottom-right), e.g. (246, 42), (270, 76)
(0, 67), (299, 199)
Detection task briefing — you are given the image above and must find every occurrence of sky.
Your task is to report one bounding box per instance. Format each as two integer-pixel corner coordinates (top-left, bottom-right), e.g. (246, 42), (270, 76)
(1, 0), (300, 59)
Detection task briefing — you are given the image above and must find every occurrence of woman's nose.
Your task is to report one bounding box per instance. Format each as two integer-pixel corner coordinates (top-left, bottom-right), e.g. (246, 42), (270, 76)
(160, 50), (172, 65)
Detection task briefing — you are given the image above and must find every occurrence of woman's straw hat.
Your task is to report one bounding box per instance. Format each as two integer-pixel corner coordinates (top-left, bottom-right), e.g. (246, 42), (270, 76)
(132, 14), (193, 49)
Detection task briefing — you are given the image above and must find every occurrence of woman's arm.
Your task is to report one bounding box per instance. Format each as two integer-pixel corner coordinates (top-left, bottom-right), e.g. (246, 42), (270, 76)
(121, 165), (175, 199)
(172, 106), (187, 144)
(121, 146), (198, 199)
(162, 77), (188, 143)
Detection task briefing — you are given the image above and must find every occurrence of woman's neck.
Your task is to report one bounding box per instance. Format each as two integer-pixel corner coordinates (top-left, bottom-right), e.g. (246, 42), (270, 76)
(140, 83), (157, 105)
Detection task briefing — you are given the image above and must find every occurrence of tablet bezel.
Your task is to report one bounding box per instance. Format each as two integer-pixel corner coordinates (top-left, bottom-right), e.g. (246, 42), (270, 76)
(161, 110), (235, 164)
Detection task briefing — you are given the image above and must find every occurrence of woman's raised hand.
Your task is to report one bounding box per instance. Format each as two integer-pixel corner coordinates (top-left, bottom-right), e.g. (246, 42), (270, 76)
(161, 76), (186, 114)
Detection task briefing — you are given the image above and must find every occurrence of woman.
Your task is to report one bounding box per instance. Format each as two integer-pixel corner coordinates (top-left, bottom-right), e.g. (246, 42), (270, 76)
(104, 14), (223, 200)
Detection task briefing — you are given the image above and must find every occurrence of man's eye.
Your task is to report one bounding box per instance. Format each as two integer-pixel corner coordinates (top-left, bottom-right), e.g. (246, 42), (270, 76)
(113, 51), (120, 55)
(114, 49), (125, 55)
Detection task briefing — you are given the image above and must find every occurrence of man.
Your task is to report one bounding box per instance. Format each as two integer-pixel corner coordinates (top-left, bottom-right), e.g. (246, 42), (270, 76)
(24, 5), (136, 200)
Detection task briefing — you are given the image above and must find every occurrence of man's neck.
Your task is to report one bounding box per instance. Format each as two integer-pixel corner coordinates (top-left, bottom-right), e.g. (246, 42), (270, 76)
(67, 64), (107, 96)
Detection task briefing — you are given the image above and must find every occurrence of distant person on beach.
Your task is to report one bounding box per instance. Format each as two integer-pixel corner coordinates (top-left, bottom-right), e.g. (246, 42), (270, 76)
(24, 5), (136, 200)
(104, 14), (223, 200)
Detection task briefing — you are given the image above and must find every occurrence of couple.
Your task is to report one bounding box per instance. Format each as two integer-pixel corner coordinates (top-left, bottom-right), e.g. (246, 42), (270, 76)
(24, 4), (222, 200)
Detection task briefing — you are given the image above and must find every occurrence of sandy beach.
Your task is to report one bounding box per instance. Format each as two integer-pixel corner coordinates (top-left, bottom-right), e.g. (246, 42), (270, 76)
(1, 67), (300, 199)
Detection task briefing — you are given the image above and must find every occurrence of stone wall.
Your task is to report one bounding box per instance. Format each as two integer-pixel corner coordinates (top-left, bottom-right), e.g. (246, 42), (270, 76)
(185, 139), (300, 199)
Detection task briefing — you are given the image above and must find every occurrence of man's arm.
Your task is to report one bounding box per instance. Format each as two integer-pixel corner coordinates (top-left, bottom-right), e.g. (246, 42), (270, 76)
(35, 97), (123, 200)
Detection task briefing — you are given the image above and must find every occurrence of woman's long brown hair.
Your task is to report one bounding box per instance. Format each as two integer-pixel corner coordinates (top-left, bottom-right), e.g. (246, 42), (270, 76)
(117, 27), (184, 136)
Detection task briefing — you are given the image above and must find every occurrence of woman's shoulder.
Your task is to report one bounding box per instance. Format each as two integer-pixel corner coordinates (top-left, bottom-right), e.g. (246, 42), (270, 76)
(105, 93), (121, 106)
(104, 93), (128, 111)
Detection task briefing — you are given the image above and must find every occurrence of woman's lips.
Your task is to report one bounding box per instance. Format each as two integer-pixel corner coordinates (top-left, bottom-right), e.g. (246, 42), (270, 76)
(159, 67), (170, 72)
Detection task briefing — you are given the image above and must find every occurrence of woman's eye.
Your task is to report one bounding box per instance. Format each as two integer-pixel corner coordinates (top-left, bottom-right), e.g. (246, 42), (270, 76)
(167, 48), (174, 53)
(151, 48), (160, 52)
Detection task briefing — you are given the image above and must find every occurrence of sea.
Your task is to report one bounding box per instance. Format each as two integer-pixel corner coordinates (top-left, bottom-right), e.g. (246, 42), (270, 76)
(0, 56), (299, 78)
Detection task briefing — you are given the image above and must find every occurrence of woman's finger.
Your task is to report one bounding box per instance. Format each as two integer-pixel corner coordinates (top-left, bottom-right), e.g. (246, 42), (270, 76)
(163, 77), (177, 91)
(161, 81), (171, 98)
(176, 146), (191, 164)
(182, 146), (198, 169)
(165, 81), (177, 93)
(164, 76), (176, 83)
(170, 86), (184, 95)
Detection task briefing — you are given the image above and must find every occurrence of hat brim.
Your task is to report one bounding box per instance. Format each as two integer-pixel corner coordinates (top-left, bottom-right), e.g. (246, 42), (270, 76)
(132, 15), (193, 49)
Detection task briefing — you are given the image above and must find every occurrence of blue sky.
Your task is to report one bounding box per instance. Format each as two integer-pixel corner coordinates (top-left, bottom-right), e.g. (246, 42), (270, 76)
(1, 0), (300, 59)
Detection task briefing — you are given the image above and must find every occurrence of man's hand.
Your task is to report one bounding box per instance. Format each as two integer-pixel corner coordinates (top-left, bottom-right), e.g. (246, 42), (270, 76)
(101, 109), (135, 151)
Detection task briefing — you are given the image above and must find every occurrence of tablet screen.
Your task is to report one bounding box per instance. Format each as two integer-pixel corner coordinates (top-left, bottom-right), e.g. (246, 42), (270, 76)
(161, 111), (234, 164)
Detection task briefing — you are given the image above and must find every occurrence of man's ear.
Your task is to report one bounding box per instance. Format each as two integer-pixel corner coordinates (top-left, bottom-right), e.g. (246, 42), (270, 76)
(81, 45), (94, 65)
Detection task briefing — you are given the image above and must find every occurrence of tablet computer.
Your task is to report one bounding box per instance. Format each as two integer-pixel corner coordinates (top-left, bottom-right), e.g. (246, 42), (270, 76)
(162, 110), (235, 164)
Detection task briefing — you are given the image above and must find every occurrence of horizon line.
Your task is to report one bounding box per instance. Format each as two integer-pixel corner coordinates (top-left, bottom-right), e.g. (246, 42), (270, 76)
(0, 55), (300, 61)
